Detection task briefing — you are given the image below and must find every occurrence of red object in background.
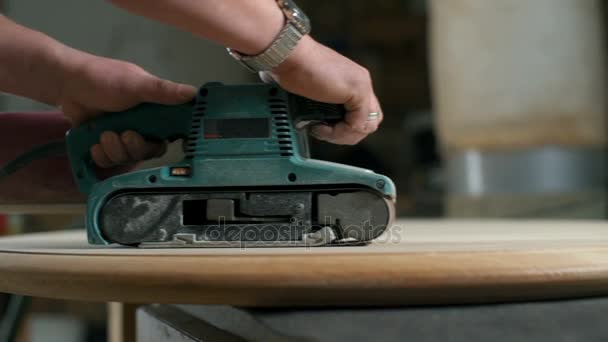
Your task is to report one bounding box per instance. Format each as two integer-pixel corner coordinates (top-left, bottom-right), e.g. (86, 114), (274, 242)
(0, 214), (7, 235)
(0, 112), (82, 203)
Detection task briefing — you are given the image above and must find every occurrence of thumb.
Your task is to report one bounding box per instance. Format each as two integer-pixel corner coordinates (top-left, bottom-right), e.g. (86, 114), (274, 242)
(137, 76), (197, 105)
(59, 101), (100, 127)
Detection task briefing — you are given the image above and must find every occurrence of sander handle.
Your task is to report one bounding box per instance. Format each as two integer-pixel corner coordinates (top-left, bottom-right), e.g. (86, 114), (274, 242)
(290, 95), (346, 126)
(65, 102), (193, 194)
(66, 87), (347, 195)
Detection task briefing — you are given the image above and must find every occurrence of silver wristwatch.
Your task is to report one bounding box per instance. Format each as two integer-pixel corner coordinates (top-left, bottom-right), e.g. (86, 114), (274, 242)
(227, 0), (311, 72)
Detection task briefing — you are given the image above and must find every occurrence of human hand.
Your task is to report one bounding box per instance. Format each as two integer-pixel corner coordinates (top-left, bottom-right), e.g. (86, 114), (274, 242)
(264, 36), (383, 145)
(58, 52), (197, 168)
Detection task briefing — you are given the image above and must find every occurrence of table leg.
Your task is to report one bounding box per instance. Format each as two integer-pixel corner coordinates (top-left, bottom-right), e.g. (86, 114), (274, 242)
(107, 302), (138, 342)
(0, 295), (31, 342)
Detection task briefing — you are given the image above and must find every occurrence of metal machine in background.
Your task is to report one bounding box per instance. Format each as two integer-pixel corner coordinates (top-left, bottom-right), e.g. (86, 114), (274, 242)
(66, 83), (396, 247)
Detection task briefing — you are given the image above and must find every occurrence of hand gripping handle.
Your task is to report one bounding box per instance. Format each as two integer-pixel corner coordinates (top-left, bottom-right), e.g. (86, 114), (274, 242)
(65, 102), (193, 194)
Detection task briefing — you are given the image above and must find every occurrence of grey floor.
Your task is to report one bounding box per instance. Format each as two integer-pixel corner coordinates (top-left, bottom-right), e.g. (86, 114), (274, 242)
(157, 297), (608, 341)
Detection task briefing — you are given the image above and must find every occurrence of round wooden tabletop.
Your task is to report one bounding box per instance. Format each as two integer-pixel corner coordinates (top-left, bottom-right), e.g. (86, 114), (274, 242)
(1, 220), (608, 307)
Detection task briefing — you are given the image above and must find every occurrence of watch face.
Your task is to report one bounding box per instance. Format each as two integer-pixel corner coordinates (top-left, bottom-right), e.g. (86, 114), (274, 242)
(278, 0), (311, 34)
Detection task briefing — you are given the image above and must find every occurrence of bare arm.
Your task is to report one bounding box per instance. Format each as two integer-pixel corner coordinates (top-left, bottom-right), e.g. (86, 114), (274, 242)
(0, 15), (74, 106)
(109, 0), (383, 145)
(0, 1), (382, 202)
(0, 15), (197, 122)
(108, 0), (284, 55)
(0, 15), (196, 202)
(0, 17), (80, 202)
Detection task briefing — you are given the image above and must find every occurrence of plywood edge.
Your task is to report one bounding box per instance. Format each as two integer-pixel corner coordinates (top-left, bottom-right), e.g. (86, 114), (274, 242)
(1, 246), (608, 306)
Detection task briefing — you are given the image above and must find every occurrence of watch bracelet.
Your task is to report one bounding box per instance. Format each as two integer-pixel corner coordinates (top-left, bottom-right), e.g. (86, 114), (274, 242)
(238, 23), (304, 72)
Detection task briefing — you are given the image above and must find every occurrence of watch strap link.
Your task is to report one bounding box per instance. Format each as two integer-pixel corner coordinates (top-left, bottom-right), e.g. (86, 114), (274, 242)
(227, 23), (304, 72)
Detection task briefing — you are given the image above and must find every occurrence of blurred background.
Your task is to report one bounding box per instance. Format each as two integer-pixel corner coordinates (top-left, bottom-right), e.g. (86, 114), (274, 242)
(0, 0), (607, 341)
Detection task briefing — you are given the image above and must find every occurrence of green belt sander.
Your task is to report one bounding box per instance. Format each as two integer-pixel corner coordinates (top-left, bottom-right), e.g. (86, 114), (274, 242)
(66, 83), (396, 247)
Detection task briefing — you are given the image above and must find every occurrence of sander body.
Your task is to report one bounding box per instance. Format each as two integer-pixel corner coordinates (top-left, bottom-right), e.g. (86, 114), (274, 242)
(66, 83), (395, 247)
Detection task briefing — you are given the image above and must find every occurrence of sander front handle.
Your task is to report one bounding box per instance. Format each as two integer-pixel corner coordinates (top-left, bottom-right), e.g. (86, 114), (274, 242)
(65, 102), (193, 194)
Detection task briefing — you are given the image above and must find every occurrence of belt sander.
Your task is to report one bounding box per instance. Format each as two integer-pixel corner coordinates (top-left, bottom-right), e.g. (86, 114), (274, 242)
(66, 83), (396, 247)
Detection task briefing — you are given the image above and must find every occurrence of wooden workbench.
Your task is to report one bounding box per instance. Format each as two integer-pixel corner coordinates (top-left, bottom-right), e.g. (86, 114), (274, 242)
(0, 219), (608, 307)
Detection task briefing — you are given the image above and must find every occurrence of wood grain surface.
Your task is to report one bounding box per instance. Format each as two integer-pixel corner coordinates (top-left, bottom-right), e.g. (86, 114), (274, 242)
(0, 220), (608, 306)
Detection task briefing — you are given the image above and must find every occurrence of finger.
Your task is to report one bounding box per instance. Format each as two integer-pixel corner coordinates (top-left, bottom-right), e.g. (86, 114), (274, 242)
(313, 101), (379, 145)
(60, 101), (101, 127)
(90, 144), (114, 168)
(373, 94), (384, 124)
(333, 90), (382, 145)
(363, 94), (382, 132)
(137, 75), (197, 105)
(344, 99), (381, 134)
(121, 130), (166, 161)
(100, 131), (131, 165)
(311, 122), (368, 145)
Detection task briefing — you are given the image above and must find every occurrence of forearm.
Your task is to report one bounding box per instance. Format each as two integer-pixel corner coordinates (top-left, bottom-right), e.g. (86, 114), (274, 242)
(0, 15), (78, 106)
(108, 0), (285, 55)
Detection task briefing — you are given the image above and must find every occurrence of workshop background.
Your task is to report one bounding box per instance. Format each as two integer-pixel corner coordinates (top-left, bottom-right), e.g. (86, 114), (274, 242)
(1, 0), (607, 341)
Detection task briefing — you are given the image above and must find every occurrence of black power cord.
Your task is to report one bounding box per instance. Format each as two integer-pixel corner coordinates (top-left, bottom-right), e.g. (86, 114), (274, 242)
(0, 140), (66, 183)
